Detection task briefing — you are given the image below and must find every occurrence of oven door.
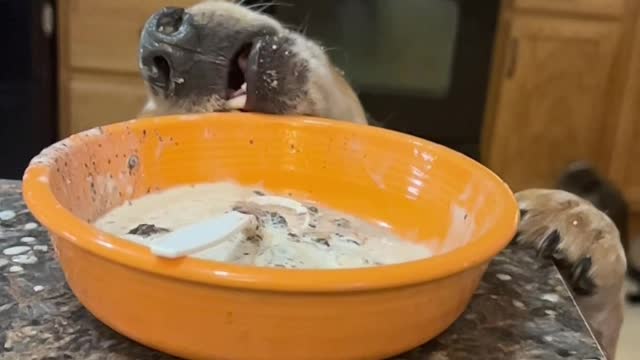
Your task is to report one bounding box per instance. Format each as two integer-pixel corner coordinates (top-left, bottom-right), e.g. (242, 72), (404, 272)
(253, 0), (500, 159)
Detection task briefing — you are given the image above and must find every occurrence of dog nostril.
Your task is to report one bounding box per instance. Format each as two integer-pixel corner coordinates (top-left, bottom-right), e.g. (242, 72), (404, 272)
(156, 7), (185, 35)
(151, 56), (171, 87)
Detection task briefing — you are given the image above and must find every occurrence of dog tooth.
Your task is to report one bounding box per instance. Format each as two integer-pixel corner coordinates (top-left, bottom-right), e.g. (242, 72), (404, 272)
(226, 94), (247, 110)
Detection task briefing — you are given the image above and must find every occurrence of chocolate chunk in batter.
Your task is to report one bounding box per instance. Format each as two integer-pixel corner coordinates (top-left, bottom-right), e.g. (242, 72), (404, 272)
(313, 237), (330, 247)
(232, 202), (266, 222)
(268, 212), (288, 227)
(287, 232), (300, 242)
(331, 218), (351, 228)
(247, 234), (263, 243)
(332, 232), (361, 246)
(127, 224), (170, 237)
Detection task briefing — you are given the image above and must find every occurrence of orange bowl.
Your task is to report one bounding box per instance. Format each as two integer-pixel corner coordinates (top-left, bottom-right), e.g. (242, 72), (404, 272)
(22, 113), (518, 360)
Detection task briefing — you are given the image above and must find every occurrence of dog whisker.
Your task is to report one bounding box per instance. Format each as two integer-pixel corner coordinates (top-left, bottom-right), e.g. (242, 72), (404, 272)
(296, 12), (311, 35)
(245, 1), (293, 12)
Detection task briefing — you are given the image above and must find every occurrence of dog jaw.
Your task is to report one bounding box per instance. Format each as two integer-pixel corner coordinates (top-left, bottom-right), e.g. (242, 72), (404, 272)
(139, 1), (367, 124)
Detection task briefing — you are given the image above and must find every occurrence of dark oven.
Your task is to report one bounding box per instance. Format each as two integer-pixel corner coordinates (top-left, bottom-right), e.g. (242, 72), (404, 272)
(252, 0), (500, 159)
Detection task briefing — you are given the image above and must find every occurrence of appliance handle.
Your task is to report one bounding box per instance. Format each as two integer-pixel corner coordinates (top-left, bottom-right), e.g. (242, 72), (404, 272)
(505, 37), (519, 79)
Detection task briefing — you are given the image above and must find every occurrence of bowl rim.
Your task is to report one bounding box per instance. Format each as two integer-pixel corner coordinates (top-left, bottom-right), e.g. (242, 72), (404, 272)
(22, 113), (519, 293)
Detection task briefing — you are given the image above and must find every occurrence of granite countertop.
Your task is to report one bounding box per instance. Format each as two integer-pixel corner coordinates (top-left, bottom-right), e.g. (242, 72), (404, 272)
(0, 179), (605, 360)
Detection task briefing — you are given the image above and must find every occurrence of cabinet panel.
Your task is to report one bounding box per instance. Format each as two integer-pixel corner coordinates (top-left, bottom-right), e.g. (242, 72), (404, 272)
(514, 0), (624, 18)
(69, 73), (148, 134)
(68, 0), (199, 73)
(608, 2), (640, 212)
(622, 124), (640, 209)
(485, 15), (621, 191)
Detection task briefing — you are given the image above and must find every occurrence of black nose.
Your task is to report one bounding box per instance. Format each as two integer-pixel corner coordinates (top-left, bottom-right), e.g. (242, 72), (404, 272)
(139, 7), (197, 93)
(142, 52), (172, 92)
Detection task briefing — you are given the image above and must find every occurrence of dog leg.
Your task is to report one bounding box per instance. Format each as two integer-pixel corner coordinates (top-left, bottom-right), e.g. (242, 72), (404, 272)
(515, 189), (626, 359)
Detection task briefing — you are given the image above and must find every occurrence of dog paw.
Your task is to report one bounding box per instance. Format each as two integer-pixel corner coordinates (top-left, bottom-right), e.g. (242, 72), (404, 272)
(515, 189), (626, 295)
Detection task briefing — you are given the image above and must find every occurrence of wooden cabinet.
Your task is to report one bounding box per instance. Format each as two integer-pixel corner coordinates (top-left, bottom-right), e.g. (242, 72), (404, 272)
(513, 0), (624, 17)
(484, 15), (621, 191)
(609, 12), (640, 213)
(69, 73), (148, 133)
(610, 104), (640, 212)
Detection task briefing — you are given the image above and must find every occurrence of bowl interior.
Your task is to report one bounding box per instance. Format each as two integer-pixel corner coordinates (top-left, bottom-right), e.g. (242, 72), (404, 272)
(23, 113), (518, 291)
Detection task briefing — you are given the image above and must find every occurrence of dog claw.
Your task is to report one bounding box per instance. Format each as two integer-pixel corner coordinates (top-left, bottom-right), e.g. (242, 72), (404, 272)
(571, 257), (596, 295)
(536, 230), (560, 258)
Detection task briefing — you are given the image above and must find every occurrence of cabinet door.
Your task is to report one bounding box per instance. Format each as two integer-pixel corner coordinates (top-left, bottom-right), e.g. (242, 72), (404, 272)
(484, 15), (621, 191)
(69, 73), (148, 133)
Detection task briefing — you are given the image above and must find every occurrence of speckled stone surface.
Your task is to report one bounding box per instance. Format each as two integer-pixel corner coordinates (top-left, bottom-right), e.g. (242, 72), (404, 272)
(0, 179), (605, 360)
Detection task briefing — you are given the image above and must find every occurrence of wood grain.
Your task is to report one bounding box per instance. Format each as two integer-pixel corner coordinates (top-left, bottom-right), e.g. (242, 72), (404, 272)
(481, 2), (511, 162)
(609, 5), (640, 212)
(514, 0), (624, 18)
(485, 14), (621, 191)
(69, 72), (148, 133)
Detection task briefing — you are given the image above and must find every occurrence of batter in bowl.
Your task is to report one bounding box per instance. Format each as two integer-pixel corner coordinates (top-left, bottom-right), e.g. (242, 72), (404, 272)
(94, 182), (432, 269)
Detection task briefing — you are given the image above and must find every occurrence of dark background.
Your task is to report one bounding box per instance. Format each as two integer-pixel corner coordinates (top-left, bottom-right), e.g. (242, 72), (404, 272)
(0, 0), (57, 180)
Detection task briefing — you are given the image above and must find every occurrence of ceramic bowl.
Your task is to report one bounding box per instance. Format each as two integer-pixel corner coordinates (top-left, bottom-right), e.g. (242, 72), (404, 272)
(22, 113), (518, 360)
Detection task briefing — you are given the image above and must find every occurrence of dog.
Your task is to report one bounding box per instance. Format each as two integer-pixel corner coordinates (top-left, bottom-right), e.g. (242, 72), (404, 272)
(137, 1), (627, 357)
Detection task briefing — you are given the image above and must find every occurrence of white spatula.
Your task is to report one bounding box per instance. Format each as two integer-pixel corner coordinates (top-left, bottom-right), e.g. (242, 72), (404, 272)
(150, 211), (255, 258)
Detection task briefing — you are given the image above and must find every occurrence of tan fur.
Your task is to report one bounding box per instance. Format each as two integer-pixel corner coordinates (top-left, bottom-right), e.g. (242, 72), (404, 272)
(139, 2), (626, 357)
(516, 189), (625, 359)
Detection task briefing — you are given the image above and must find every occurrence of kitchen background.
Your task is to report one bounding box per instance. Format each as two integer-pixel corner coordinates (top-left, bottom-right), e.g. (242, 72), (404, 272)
(1, 0), (639, 357)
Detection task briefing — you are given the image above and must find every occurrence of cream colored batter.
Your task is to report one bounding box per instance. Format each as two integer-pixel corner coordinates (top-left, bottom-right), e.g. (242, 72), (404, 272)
(94, 182), (432, 269)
